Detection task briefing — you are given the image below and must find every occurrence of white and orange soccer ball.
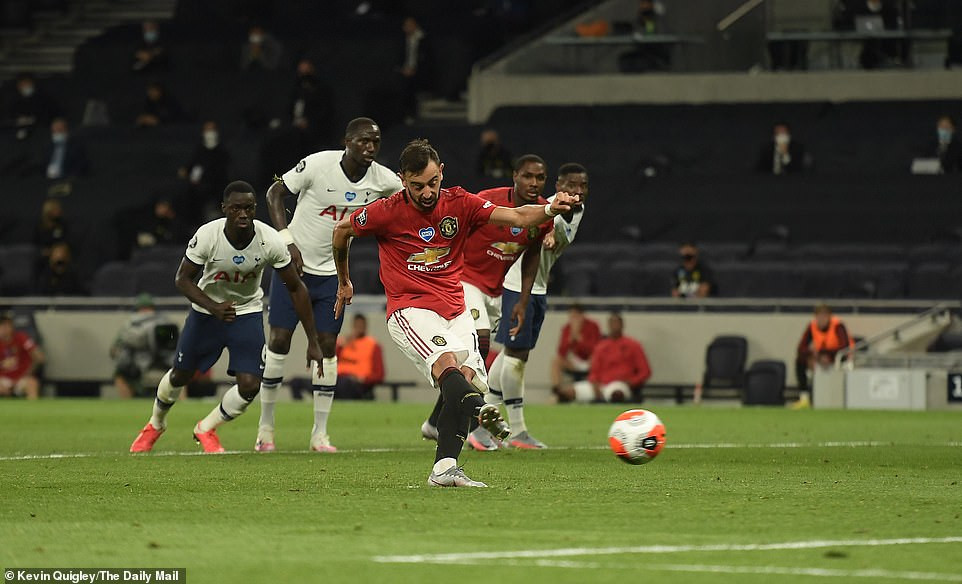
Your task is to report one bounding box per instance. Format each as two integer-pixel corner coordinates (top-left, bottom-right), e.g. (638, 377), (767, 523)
(607, 409), (666, 465)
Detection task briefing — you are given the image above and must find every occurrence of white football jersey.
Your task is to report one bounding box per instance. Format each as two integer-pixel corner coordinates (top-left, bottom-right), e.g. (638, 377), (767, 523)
(282, 150), (402, 276)
(185, 218), (291, 316)
(503, 197), (586, 295)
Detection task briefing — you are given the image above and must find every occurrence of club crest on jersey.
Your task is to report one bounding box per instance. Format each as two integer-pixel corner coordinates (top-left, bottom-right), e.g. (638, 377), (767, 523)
(439, 216), (458, 238)
(510, 226), (523, 236)
(233, 255), (245, 265)
(431, 335), (447, 347)
(528, 227), (540, 239)
(471, 308), (480, 320)
(407, 247), (450, 265)
(356, 208), (368, 226)
(418, 227), (436, 242)
(345, 191), (357, 202)
(295, 159), (306, 173)
(188, 235), (198, 249)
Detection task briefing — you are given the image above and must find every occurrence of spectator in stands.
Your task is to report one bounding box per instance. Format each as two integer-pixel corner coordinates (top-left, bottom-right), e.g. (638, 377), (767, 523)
(931, 115), (962, 173)
(550, 303), (602, 397)
(618, 0), (670, 72)
(45, 118), (89, 180)
(397, 16), (431, 123)
(834, 0), (902, 69)
(672, 241), (715, 298)
(476, 129), (513, 179)
(178, 121), (231, 223)
(287, 59), (334, 150)
(33, 242), (85, 296)
(240, 24), (283, 71)
(34, 199), (70, 258)
(335, 314), (385, 400)
(110, 293), (177, 398)
(756, 122), (809, 175)
(555, 312), (651, 403)
(131, 20), (169, 73)
(9, 72), (61, 141)
(136, 82), (187, 127)
(0, 313), (43, 400)
(794, 302), (854, 408)
(134, 197), (189, 250)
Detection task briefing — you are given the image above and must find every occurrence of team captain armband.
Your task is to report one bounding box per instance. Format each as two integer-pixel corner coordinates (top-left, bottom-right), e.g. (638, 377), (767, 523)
(278, 229), (294, 246)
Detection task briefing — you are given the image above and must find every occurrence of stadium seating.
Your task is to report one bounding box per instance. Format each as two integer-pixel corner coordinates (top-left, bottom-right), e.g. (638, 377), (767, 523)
(742, 360), (787, 406)
(0, 243), (38, 295)
(700, 335), (748, 400)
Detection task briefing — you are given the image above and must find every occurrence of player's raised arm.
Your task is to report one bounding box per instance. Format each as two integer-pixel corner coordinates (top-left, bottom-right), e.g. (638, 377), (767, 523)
(488, 191), (575, 228)
(174, 258), (235, 322)
(266, 179), (305, 275)
(332, 218), (357, 319)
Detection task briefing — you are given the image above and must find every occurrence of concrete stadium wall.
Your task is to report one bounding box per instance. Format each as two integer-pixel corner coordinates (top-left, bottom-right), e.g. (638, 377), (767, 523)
(35, 307), (918, 398)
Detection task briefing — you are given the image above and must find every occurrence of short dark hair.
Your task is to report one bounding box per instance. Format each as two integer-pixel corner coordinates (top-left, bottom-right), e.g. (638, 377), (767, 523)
(513, 154), (546, 172)
(345, 117), (378, 138)
(569, 303), (585, 313)
(223, 180), (255, 201)
(557, 162), (587, 178)
(354, 313), (367, 323)
(399, 139), (440, 175)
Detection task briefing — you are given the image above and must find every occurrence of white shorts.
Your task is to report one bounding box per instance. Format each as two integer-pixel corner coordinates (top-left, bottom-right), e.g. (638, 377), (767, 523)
(387, 307), (488, 393)
(572, 380), (631, 403)
(462, 281), (501, 333)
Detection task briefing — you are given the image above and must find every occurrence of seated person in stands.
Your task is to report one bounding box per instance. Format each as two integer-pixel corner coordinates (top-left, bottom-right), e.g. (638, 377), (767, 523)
(756, 122), (808, 175)
(476, 129), (513, 179)
(335, 314), (384, 400)
(34, 199), (70, 259)
(672, 241), (715, 298)
(178, 121), (231, 223)
(111, 294), (177, 398)
(240, 24), (283, 71)
(618, 0), (670, 72)
(9, 72), (61, 140)
(45, 118), (89, 180)
(33, 242), (86, 296)
(931, 116), (962, 173)
(132, 20), (169, 73)
(136, 82), (187, 127)
(550, 304), (602, 398)
(795, 302), (854, 408)
(555, 312), (651, 403)
(0, 313), (43, 400)
(134, 197), (189, 249)
(834, 0), (902, 69)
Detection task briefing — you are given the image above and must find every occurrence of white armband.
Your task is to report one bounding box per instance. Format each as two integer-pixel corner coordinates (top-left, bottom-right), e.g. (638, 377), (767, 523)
(544, 203), (560, 218)
(278, 229), (295, 246)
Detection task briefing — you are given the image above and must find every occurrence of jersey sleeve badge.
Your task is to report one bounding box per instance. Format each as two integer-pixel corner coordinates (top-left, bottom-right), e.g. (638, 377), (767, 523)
(355, 208), (368, 226)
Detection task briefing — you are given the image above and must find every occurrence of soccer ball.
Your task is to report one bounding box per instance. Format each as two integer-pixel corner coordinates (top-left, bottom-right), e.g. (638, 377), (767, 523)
(607, 409), (666, 465)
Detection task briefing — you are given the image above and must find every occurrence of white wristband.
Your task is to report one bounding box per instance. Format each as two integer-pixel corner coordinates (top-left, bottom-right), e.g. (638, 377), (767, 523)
(278, 228), (294, 246)
(544, 203), (559, 218)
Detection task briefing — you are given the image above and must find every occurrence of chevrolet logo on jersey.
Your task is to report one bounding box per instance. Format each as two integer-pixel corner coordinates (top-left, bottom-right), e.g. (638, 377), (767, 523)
(407, 247), (451, 265)
(490, 242), (525, 255)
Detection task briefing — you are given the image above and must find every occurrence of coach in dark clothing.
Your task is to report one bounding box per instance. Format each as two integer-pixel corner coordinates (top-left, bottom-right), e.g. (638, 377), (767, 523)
(756, 122), (808, 175)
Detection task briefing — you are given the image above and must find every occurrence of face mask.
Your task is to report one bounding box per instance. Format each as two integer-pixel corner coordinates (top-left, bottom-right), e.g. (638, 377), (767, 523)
(52, 133), (67, 144)
(775, 133), (791, 146)
(203, 131), (219, 149)
(681, 254), (696, 262)
(144, 30), (159, 43)
(249, 34), (263, 44)
(938, 128), (953, 143)
(19, 84), (35, 98)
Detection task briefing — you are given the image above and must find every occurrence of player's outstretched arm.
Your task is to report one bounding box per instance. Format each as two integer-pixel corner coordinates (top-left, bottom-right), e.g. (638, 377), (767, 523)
(332, 218), (356, 320)
(488, 192), (576, 228)
(278, 262), (324, 367)
(174, 258), (236, 321)
(267, 179), (305, 275)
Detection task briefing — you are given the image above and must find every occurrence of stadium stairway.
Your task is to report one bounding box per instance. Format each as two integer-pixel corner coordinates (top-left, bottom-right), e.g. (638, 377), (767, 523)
(0, 0), (176, 80)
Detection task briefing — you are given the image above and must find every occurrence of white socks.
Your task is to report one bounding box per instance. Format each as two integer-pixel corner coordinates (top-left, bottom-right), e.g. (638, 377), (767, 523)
(258, 347), (286, 431)
(312, 357), (337, 438)
(198, 384), (252, 432)
(433, 457), (457, 474)
(485, 351), (505, 405)
(149, 370), (184, 430)
(500, 355), (527, 434)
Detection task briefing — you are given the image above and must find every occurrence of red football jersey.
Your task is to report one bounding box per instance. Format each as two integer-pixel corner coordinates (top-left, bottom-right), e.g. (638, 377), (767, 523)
(0, 331), (37, 380)
(351, 186), (497, 319)
(461, 187), (551, 296)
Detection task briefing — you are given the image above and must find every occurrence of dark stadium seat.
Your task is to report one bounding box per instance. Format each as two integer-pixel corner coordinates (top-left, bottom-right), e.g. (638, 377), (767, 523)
(700, 335), (748, 399)
(0, 244), (38, 295)
(605, 260), (646, 297)
(135, 263), (179, 297)
(351, 260), (383, 295)
(130, 245), (185, 268)
(91, 261), (137, 297)
(559, 260), (598, 296)
(742, 360), (786, 406)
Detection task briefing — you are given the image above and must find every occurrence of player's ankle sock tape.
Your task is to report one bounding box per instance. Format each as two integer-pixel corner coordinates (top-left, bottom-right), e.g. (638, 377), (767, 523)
(312, 357), (337, 386)
(261, 347), (286, 389)
(220, 385), (254, 420)
(155, 370), (183, 404)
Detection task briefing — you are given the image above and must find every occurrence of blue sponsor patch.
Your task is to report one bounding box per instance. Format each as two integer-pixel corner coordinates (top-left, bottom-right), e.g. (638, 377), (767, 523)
(233, 255), (245, 265)
(510, 227), (523, 236)
(345, 191), (357, 202)
(418, 227), (436, 242)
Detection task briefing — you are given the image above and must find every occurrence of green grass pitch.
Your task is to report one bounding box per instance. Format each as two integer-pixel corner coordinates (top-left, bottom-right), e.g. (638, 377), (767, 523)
(1, 399), (960, 584)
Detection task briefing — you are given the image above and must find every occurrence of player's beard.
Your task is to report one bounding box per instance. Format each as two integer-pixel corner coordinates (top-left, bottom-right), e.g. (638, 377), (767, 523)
(408, 188), (439, 212)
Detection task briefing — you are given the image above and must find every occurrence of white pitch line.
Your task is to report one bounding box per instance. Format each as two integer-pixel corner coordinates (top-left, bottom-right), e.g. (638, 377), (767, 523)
(0, 440), (958, 462)
(439, 559), (962, 582)
(372, 536), (962, 564)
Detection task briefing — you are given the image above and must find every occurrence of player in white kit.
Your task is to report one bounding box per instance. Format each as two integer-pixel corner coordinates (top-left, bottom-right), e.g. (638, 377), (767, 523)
(255, 118), (402, 452)
(130, 181), (323, 453)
